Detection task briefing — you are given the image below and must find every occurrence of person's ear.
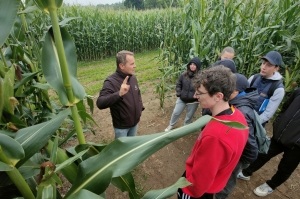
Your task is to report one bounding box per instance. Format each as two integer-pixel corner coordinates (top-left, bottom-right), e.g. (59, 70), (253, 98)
(214, 92), (224, 101)
(119, 63), (125, 69)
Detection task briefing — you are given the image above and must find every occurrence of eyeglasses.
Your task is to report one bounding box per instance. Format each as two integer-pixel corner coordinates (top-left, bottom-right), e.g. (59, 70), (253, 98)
(195, 91), (208, 97)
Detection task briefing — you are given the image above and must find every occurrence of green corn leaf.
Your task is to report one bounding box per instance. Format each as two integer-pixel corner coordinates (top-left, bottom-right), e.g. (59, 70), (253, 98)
(0, 134), (24, 166)
(18, 5), (40, 14)
(18, 160), (40, 180)
(212, 117), (248, 130)
(0, 0), (20, 47)
(15, 109), (71, 167)
(87, 95), (94, 114)
(0, 161), (13, 172)
(66, 114), (247, 197)
(142, 177), (191, 199)
(55, 148), (88, 172)
(67, 189), (105, 199)
(59, 17), (81, 27)
(33, 0), (62, 13)
(0, 61), (6, 78)
(65, 115), (212, 197)
(50, 136), (59, 164)
(42, 27), (86, 106)
(0, 78), (3, 121)
(3, 67), (15, 115)
(0, 130), (16, 138)
(32, 83), (52, 90)
(111, 173), (141, 199)
(45, 140), (78, 184)
(13, 71), (39, 90)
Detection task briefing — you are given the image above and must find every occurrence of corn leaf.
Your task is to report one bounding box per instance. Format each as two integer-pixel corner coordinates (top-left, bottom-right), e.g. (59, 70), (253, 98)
(33, 0), (62, 13)
(142, 177), (191, 199)
(15, 109), (71, 167)
(41, 27), (85, 106)
(18, 160), (40, 180)
(0, 78), (3, 121)
(13, 71), (39, 90)
(0, 162), (13, 172)
(212, 117), (248, 130)
(3, 67), (15, 115)
(111, 173), (141, 199)
(67, 189), (105, 199)
(0, 134), (24, 166)
(65, 115), (212, 197)
(0, 0), (20, 47)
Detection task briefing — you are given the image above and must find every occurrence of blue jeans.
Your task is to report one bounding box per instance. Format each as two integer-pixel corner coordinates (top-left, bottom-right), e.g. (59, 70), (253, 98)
(215, 161), (250, 199)
(170, 98), (199, 126)
(114, 124), (138, 139)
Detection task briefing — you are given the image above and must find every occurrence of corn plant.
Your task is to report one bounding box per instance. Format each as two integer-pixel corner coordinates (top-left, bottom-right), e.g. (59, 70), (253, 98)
(156, 0), (300, 108)
(0, 1), (249, 198)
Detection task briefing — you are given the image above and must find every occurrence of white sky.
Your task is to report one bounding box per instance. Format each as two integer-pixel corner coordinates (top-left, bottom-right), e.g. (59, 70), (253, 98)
(63, 0), (123, 6)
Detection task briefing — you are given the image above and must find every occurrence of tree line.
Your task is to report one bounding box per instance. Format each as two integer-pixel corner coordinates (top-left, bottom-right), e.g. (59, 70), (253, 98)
(98, 0), (179, 10)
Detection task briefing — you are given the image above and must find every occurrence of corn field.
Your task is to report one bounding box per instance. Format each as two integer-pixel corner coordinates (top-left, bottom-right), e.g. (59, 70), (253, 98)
(32, 0), (299, 107)
(54, 6), (181, 61)
(0, 0), (299, 198)
(156, 0), (300, 107)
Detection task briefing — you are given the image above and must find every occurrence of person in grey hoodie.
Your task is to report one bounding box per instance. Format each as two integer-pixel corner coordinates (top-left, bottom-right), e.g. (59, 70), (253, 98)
(165, 57), (201, 131)
(248, 51), (285, 125)
(215, 73), (259, 199)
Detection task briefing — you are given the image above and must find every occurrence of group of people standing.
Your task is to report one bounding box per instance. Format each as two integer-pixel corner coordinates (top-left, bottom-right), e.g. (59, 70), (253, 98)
(96, 49), (300, 198)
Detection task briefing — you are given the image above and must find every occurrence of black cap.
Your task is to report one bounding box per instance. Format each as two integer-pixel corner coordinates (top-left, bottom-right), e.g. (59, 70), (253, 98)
(211, 59), (237, 73)
(261, 51), (282, 66)
(235, 73), (249, 92)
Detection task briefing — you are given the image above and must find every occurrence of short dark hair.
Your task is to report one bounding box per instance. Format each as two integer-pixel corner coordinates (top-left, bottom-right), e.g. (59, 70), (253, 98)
(116, 50), (134, 68)
(193, 65), (236, 101)
(221, 46), (235, 55)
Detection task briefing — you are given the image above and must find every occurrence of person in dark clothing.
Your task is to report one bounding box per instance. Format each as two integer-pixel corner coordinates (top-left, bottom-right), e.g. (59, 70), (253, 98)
(248, 51), (285, 126)
(238, 88), (300, 197)
(215, 73), (259, 199)
(165, 57), (201, 131)
(96, 50), (144, 139)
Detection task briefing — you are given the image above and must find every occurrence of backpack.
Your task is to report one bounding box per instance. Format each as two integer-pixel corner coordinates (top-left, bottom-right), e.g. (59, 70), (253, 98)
(250, 74), (282, 97)
(253, 110), (271, 154)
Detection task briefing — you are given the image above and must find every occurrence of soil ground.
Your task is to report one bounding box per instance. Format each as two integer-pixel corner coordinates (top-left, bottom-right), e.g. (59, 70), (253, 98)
(63, 82), (300, 199)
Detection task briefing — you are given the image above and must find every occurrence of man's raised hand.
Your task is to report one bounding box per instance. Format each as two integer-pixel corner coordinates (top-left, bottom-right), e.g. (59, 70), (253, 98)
(119, 76), (130, 96)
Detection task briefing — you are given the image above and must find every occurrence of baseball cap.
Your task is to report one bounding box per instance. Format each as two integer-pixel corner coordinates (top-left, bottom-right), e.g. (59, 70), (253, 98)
(261, 51), (282, 66)
(235, 73), (249, 92)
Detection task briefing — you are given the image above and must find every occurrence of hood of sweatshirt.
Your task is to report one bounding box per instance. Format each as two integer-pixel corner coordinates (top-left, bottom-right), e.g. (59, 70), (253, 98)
(187, 57), (201, 71)
(230, 89), (259, 109)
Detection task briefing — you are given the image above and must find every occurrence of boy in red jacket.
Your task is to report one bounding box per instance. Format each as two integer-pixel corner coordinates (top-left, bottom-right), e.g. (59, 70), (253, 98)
(178, 66), (249, 199)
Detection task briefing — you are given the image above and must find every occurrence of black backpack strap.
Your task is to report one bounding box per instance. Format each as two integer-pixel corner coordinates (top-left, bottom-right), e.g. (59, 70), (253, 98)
(250, 74), (260, 87)
(267, 80), (282, 97)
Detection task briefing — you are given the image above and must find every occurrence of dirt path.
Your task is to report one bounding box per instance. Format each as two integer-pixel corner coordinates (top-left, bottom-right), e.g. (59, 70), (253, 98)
(75, 83), (300, 199)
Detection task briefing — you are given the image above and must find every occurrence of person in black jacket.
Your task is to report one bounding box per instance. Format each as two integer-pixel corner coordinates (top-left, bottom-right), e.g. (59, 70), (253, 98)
(96, 50), (144, 139)
(215, 73), (259, 199)
(165, 57), (201, 131)
(238, 88), (300, 197)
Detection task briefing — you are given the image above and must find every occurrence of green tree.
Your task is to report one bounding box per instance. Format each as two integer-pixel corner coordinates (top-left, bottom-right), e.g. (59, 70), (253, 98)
(124, 0), (144, 9)
(144, 0), (179, 9)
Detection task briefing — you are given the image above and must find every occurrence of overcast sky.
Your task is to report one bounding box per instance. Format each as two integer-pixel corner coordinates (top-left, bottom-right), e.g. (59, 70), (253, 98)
(63, 0), (123, 6)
